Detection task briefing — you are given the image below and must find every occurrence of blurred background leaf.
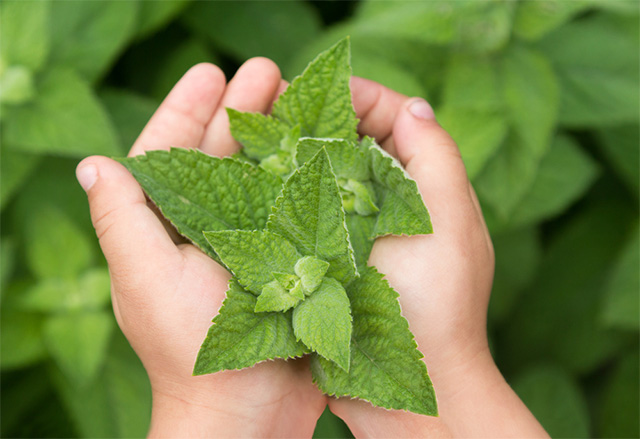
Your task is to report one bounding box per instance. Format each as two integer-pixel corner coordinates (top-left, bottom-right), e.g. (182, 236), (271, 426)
(1, 1), (638, 437)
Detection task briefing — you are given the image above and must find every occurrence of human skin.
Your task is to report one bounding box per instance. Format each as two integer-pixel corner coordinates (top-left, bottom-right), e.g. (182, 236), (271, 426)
(77, 59), (548, 438)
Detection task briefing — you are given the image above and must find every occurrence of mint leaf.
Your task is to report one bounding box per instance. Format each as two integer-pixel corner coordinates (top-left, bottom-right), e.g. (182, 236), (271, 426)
(204, 230), (301, 295)
(255, 276), (304, 313)
(295, 138), (369, 181)
(118, 148), (282, 259)
(4, 69), (122, 157)
(311, 267), (437, 416)
(267, 148), (357, 284)
(368, 142), (433, 237)
(194, 280), (308, 375)
(228, 109), (292, 160)
(0, 0), (50, 71)
(295, 256), (330, 294)
(292, 278), (351, 371)
(272, 38), (358, 141)
(346, 214), (376, 268)
(43, 310), (115, 386)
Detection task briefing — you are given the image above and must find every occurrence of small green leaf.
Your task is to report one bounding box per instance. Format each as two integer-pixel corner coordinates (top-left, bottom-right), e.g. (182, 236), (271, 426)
(293, 278), (352, 371)
(513, 0), (593, 41)
(204, 230), (301, 295)
(295, 256), (330, 294)
(228, 109), (292, 160)
(295, 138), (369, 181)
(194, 280), (308, 375)
(0, 145), (41, 211)
(25, 204), (93, 280)
(539, 14), (639, 127)
(255, 279), (302, 313)
(343, 179), (379, 216)
(272, 38), (358, 141)
(368, 142), (432, 237)
(0, 0), (50, 71)
(4, 69), (122, 157)
(311, 267), (437, 416)
(0, 65), (36, 105)
(43, 311), (115, 386)
(267, 148), (357, 284)
(49, 1), (138, 82)
(512, 365), (590, 438)
(118, 149), (282, 259)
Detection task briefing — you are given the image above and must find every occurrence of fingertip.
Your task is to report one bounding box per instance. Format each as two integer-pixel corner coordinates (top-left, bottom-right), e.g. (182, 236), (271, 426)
(76, 157), (100, 192)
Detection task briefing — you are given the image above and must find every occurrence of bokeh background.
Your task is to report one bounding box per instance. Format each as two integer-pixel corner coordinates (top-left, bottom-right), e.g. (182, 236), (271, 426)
(1, 1), (638, 438)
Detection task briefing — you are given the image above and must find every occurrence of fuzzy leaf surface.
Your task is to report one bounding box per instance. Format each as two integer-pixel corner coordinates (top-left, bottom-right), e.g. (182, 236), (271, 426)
(204, 230), (301, 295)
(272, 38), (358, 141)
(293, 278), (352, 371)
(310, 267), (437, 416)
(118, 148), (282, 259)
(228, 109), (291, 160)
(267, 149), (357, 284)
(194, 280), (308, 375)
(368, 142), (432, 237)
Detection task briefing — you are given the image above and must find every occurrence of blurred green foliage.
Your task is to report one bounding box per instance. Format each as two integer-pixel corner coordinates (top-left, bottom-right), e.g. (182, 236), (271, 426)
(1, 1), (638, 437)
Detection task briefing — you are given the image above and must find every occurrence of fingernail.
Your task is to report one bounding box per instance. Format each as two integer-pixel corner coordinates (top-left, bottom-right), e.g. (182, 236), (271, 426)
(408, 98), (435, 120)
(76, 163), (98, 192)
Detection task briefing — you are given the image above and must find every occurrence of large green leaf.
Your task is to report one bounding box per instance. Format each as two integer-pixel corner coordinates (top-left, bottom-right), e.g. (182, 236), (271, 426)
(52, 332), (152, 438)
(601, 222), (640, 330)
(476, 45), (559, 219)
(43, 311), (115, 386)
(194, 280), (308, 375)
(354, 1), (514, 53)
(539, 13), (640, 127)
(181, 0), (321, 67)
(503, 135), (599, 230)
(4, 69), (122, 157)
(100, 88), (158, 151)
(267, 148), (357, 284)
(49, 0), (138, 82)
(597, 351), (640, 439)
(25, 204), (93, 280)
(292, 278), (352, 371)
(118, 149), (282, 258)
(498, 193), (637, 375)
(311, 267), (437, 416)
(272, 38), (358, 141)
(513, 0), (593, 41)
(512, 365), (590, 438)
(0, 0), (50, 71)
(204, 230), (301, 295)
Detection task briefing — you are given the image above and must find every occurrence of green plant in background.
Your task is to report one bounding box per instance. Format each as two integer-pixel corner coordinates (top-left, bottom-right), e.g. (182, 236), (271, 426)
(1, 1), (638, 438)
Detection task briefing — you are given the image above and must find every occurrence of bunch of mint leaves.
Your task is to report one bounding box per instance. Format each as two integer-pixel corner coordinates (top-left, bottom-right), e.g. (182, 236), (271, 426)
(118, 38), (437, 416)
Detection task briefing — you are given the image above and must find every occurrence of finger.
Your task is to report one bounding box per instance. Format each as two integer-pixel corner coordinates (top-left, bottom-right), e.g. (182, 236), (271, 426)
(130, 63), (226, 157)
(200, 57), (282, 157)
(350, 76), (409, 156)
(391, 98), (475, 235)
(76, 156), (180, 284)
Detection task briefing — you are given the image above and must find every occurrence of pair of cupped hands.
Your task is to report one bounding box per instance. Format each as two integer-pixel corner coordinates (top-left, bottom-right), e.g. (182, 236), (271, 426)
(76, 58), (547, 438)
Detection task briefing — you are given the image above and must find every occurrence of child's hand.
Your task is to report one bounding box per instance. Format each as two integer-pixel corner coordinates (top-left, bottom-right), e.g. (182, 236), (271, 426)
(77, 60), (326, 438)
(327, 77), (548, 438)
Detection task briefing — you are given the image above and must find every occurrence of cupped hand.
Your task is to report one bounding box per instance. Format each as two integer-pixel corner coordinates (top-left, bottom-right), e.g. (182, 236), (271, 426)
(326, 78), (548, 438)
(77, 60), (326, 438)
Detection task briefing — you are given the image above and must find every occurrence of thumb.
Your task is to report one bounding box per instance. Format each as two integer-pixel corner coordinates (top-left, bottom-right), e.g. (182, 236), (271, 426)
(76, 156), (180, 284)
(392, 98), (475, 235)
